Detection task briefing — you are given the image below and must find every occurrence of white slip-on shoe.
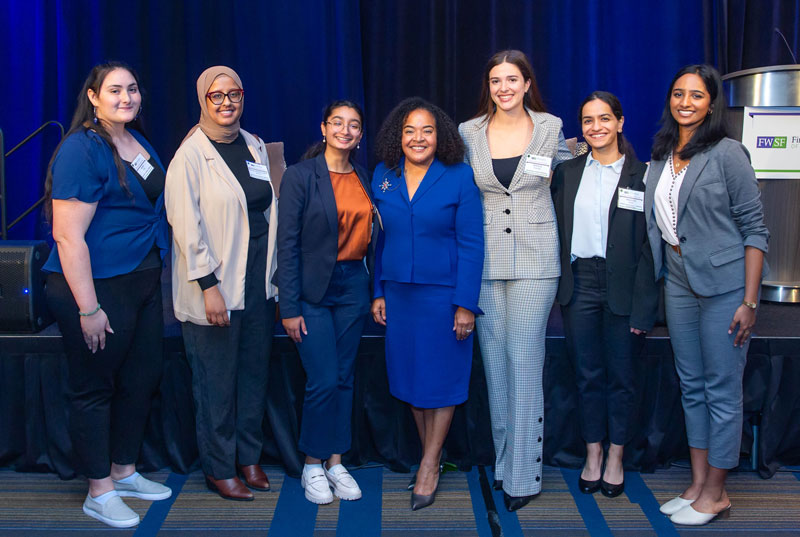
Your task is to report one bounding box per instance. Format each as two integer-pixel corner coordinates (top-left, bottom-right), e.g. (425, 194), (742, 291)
(301, 464), (334, 504)
(659, 495), (695, 515)
(324, 464), (362, 501)
(82, 493), (140, 528)
(670, 503), (731, 525)
(113, 472), (172, 501)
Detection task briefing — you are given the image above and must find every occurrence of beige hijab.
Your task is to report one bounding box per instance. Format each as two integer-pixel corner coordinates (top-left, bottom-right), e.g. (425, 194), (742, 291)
(183, 66), (243, 144)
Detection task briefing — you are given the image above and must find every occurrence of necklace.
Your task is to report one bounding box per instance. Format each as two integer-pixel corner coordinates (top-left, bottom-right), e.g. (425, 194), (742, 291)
(671, 150), (689, 174)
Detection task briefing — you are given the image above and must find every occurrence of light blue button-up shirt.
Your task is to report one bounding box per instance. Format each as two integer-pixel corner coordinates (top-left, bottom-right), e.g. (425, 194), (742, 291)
(570, 153), (625, 261)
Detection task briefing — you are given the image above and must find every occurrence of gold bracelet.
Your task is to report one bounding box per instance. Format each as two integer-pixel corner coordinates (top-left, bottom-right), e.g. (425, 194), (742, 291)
(742, 300), (757, 310)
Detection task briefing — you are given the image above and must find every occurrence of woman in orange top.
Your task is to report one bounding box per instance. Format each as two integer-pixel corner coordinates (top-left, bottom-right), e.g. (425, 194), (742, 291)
(275, 100), (376, 505)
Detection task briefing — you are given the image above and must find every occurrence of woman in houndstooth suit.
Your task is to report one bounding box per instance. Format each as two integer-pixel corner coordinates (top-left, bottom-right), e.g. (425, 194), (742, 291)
(459, 49), (572, 512)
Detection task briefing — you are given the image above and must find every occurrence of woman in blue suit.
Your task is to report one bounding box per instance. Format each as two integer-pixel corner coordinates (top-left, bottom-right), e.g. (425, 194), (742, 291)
(275, 100), (375, 505)
(644, 65), (768, 526)
(370, 97), (484, 511)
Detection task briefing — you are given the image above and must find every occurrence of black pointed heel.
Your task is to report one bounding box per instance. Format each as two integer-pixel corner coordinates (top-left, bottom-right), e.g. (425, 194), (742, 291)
(503, 492), (538, 512)
(600, 478), (624, 498)
(578, 476), (601, 494)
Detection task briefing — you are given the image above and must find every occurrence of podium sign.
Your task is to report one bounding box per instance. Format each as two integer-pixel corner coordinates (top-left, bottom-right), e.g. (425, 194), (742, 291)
(742, 106), (800, 179)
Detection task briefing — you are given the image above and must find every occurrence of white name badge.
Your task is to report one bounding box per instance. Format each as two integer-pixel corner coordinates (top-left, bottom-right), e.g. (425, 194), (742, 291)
(130, 153), (154, 180)
(246, 161), (270, 181)
(617, 188), (644, 212)
(524, 154), (552, 177)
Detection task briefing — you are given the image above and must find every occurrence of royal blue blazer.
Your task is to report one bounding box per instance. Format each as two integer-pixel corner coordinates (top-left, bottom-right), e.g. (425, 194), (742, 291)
(274, 153), (376, 319)
(372, 158), (484, 314)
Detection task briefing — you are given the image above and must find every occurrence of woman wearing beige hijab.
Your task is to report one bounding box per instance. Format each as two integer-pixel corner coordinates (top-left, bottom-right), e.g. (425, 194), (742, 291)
(165, 66), (279, 501)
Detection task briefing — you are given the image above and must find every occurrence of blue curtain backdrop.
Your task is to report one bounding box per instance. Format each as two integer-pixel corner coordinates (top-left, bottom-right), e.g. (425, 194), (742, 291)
(1, 0), (797, 240)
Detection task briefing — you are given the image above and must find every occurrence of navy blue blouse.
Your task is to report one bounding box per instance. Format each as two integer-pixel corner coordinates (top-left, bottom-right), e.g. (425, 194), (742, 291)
(43, 128), (170, 278)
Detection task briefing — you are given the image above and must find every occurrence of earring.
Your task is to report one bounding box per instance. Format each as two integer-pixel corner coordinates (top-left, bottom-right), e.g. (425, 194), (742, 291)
(93, 107), (98, 124)
(357, 142), (360, 149)
(323, 136), (326, 143)
(135, 105), (142, 120)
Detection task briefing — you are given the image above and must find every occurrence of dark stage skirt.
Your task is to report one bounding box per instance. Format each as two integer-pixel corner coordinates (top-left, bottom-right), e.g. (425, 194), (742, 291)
(383, 281), (473, 408)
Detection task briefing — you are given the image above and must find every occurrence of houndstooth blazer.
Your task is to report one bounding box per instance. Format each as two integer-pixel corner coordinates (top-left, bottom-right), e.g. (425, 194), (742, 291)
(459, 109), (570, 281)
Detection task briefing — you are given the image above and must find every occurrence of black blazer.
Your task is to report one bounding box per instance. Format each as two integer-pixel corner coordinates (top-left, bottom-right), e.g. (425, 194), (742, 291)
(274, 153), (376, 318)
(551, 153), (658, 331)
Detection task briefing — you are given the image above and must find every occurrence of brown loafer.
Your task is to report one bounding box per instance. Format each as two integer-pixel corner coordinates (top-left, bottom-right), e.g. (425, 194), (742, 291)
(238, 464), (270, 491)
(205, 475), (254, 501)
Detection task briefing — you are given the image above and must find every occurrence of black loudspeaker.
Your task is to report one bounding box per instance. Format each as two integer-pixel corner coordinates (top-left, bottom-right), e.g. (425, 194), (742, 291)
(0, 240), (54, 333)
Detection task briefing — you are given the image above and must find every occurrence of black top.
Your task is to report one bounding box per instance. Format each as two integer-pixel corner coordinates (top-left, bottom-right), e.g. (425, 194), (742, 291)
(127, 157), (164, 272)
(195, 134), (273, 291)
(126, 156), (165, 207)
(492, 155), (521, 189)
(210, 134), (273, 238)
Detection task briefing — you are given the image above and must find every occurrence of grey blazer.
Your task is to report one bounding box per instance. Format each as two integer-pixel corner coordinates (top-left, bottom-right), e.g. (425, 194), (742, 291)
(644, 138), (769, 297)
(459, 109), (572, 280)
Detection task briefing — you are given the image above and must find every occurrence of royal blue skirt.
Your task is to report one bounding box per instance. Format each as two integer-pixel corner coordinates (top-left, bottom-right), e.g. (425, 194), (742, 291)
(383, 281), (473, 408)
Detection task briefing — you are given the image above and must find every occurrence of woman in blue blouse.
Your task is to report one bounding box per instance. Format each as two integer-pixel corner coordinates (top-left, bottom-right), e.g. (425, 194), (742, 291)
(551, 91), (658, 498)
(371, 97), (484, 511)
(43, 62), (171, 528)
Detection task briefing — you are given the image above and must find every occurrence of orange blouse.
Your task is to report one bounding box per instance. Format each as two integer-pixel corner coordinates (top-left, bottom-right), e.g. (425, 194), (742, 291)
(330, 170), (372, 261)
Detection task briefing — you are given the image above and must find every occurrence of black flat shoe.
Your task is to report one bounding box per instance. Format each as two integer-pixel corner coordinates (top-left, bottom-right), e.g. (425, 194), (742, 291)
(600, 478), (624, 498)
(578, 475), (601, 494)
(503, 492), (538, 512)
(492, 479), (503, 491)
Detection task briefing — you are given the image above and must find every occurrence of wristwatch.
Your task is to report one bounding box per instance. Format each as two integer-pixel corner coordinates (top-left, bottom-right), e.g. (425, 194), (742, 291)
(742, 300), (757, 310)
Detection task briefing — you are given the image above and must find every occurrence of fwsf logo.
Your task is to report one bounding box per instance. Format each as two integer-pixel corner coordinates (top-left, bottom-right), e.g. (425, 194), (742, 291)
(756, 136), (787, 148)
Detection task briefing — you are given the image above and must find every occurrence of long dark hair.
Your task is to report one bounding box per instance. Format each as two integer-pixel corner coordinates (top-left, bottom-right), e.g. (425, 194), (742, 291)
(578, 90), (637, 160)
(375, 97), (465, 170)
(651, 64), (730, 161)
(472, 49), (547, 122)
(300, 99), (364, 161)
(44, 61), (146, 220)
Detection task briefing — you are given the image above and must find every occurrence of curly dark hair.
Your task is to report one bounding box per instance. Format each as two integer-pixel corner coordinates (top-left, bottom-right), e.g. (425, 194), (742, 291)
(375, 97), (465, 169)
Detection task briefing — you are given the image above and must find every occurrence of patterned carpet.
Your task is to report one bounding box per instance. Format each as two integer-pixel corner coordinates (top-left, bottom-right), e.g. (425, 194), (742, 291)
(0, 465), (798, 536)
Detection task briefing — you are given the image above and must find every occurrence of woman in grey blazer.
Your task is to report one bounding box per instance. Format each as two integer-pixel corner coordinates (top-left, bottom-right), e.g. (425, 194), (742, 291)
(644, 64), (768, 526)
(459, 49), (572, 512)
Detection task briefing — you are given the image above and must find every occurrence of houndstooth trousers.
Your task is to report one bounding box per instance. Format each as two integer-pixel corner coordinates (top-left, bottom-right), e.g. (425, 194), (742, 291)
(476, 277), (558, 497)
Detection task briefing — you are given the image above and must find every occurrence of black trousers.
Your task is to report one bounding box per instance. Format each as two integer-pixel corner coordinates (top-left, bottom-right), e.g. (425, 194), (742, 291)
(46, 268), (163, 479)
(561, 257), (644, 446)
(181, 233), (276, 479)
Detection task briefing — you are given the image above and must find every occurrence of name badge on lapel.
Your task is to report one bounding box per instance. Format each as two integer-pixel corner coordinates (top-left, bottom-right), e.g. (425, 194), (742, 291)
(246, 161), (270, 181)
(524, 154), (552, 177)
(130, 153), (154, 180)
(617, 188), (644, 212)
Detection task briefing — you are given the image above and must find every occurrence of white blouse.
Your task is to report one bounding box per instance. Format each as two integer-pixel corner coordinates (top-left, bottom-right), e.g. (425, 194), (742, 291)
(653, 153), (688, 246)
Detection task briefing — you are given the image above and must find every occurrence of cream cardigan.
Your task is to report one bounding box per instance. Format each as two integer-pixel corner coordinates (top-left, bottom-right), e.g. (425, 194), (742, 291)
(165, 128), (279, 325)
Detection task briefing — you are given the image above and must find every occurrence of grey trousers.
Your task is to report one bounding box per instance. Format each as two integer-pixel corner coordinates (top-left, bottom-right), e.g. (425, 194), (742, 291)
(664, 246), (748, 469)
(182, 234), (276, 479)
(476, 278), (558, 497)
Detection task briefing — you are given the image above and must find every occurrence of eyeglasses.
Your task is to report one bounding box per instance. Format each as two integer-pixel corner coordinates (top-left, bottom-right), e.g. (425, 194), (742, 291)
(206, 89), (244, 105)
(326, 120), (362, 133)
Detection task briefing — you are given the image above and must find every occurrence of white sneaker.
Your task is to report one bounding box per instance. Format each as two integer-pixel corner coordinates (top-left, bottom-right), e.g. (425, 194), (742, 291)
(324, 464), (362, 500)
(82, 493), (140, 528)
(113, 472), (172, 501)
(301, 464), (333, 504)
